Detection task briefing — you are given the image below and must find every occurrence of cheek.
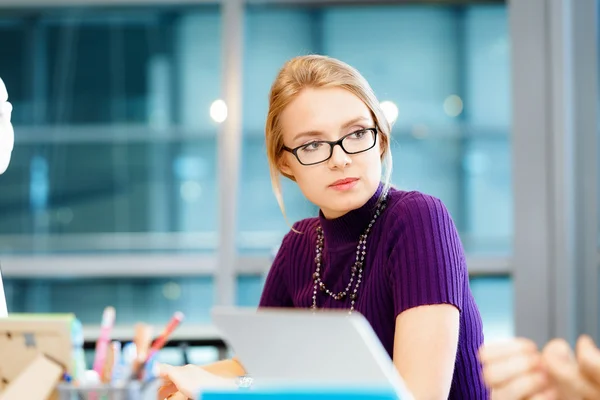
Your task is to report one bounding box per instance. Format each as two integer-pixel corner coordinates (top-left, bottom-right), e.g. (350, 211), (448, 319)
(360, 145), (383, 166)
(290, 165), (327, 201)
(292, 164), (322, 186)
(360, 150), (384, 180)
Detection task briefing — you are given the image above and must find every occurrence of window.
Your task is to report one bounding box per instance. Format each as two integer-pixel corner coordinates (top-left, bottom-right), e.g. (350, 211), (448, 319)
(0, 6), (222, 254)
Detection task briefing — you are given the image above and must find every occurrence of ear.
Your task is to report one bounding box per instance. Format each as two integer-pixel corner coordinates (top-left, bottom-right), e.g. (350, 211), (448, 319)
(278, 155), (294, 179)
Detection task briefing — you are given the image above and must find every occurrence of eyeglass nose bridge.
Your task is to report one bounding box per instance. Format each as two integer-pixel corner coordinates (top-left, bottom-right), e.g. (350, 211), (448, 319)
(326, 138), (352, 164)
(327, 136), (349, 157)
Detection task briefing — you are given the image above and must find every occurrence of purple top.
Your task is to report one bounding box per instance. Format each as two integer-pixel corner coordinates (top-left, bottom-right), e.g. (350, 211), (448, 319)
(259, 184), (489, 399)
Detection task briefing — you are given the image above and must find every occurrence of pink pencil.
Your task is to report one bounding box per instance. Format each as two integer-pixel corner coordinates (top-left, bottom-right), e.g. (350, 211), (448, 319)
(92, 306), (116, 375)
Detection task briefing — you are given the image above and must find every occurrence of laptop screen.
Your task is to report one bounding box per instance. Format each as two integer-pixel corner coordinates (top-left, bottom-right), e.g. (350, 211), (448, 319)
(0, 262), (7, 317)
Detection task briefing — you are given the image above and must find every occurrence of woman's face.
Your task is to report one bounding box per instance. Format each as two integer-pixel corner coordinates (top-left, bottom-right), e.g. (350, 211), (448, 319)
(278, 87), (383, 219)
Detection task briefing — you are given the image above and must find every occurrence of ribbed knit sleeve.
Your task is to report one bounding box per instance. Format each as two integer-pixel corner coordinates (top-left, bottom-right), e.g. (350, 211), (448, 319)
(387, 193), (466, 317)
(258, 228), (295, 308)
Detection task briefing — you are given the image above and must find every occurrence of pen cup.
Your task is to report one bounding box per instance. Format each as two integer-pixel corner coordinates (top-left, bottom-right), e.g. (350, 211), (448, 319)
(56, 380), (156, 400)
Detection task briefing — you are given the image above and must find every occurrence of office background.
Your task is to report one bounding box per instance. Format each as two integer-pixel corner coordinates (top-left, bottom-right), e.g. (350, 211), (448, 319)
(0, 0), (597, 364)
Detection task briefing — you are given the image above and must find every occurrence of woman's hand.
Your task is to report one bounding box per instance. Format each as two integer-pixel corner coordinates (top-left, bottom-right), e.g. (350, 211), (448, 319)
(157, 364), (237, 400)
(541, 336), (600, 400)
(577, 335), (600, 393)
(479, 338), (558, 399)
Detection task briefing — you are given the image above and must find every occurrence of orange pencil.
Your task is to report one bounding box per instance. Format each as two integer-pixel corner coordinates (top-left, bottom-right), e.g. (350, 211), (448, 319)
(130, 312), (185, 380)
(146, 311), (184, 361)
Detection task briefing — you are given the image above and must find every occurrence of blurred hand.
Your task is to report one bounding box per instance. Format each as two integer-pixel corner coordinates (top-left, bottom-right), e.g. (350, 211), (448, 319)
(157, 364), (237, 400)
(542, 336), (600, 400)
(0, 77), (14, 175)
(577, 335), (600, 392)
(479, 338), (558, 400)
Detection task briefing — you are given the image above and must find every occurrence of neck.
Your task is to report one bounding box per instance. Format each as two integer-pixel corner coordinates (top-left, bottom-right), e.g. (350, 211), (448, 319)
(320, 208), (349, 220)
(318, 183), (386, 250)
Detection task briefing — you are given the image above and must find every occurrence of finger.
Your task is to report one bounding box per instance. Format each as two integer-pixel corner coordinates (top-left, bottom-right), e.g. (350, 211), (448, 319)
(491, 371), (550, 399)
(544, 339), (600, 400)
(528, 387), (560, 400)
(0, 78), (7, 102)
(543, 338), (576, 363)
(157, 382), (177, 400)
(167, 392), (189, 400)
(483, 352), (542, 386)
(480, 338), (538, 363)
(157, 363), (174, 378)
(577, 335), (600, 387)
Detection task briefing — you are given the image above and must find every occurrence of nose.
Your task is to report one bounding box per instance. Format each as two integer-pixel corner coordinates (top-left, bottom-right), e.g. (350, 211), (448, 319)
(327, 143), (351, 169)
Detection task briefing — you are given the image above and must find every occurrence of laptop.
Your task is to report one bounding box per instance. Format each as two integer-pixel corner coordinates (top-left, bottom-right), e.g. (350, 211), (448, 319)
(211, 307), (413, 399)
(0, 262), (7, 317)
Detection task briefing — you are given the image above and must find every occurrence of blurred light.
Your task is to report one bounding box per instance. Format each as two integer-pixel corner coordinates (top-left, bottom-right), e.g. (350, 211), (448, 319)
(162, 282), (182, 301)
(380, 101), (398, 124)
(210, 99), (227, 123)
(411, 124), (429, 139)
(180, 181), (202, 203)
(443, 95), (464, 117)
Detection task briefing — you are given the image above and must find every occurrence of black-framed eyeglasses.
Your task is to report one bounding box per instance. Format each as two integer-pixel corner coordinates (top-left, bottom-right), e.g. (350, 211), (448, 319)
(283, 128), (378, 166)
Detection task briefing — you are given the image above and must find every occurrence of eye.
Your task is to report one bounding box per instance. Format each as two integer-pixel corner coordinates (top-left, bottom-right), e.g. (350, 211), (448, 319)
(300, 141), (324, 152)
(348, 129), (368, 139)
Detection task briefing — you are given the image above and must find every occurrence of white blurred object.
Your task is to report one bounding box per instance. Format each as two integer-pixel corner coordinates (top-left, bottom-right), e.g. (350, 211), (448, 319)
(210, 99), (227, 123)
(443, 95), (463, 117)
(0, 77), (14, 175)
(380, 100), (398, 125)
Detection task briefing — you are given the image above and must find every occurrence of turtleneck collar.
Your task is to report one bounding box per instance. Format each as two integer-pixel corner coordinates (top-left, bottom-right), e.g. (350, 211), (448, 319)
(318, 182), (385, 251)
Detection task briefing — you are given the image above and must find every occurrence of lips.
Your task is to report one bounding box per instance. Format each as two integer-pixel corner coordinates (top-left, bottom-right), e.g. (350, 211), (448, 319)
(330, 178), (359, 187)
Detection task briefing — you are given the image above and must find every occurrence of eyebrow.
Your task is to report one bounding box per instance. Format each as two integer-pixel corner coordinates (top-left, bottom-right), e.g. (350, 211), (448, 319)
(291, 116), (372, 143)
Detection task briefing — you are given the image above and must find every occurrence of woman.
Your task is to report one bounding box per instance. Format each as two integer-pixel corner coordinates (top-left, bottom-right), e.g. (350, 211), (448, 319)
(479, 335), (600, 399)
(159, 55), (489, 399)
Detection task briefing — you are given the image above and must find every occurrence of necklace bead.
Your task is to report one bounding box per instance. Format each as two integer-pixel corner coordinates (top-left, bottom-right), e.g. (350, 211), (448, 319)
(312, 195), (388, 314)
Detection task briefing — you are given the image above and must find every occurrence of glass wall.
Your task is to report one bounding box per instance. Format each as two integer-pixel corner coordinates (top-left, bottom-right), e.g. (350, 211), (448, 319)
(0, 1), (514, 346)
(0, 6), (222, 252)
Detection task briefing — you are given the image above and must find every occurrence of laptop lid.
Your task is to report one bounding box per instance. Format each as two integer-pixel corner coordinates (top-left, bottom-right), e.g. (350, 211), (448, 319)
(0, 263), (7, 317)
(211, 307), (412, 399)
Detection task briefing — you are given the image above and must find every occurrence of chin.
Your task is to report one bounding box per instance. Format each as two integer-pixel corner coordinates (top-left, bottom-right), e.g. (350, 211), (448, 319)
(320, 196), (367, 219)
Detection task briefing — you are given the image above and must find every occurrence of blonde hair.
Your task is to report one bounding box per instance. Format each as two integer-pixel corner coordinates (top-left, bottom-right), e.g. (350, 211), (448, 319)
(265, 54), (393, 218)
